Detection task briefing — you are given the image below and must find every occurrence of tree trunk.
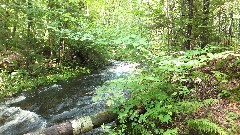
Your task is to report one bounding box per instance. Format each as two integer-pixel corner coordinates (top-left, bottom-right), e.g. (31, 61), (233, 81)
(238, 14), (240, 44)
(200, 0), (210, 48)
(227, 12), (233, 45)
(25, 111), (117, 135)
(27, 0), (33, 47)
(25, 0), (34, 70)
(58, 37), (64, 65)
(185, 0), (193, 50)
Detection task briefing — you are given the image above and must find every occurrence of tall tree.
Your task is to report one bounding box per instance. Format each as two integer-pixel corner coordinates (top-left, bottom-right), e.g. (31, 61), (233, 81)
(27, 0), (33, 46)
(200, 0), (210, 48)
(186, 0), (193, 50)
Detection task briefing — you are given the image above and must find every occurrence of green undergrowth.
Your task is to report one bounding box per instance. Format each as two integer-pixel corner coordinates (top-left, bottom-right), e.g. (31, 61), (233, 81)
(94, 45), (240, 134)
(188, 119), (229, 135)
(0, 66), (90, 98)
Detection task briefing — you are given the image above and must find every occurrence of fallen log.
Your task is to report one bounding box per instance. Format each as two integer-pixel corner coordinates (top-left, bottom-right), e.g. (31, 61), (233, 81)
(25, 110), (117, 135)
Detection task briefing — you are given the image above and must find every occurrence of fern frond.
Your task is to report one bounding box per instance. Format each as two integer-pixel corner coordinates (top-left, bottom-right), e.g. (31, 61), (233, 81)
(188, 119), (228, 135)
(176, 99), (218, 114)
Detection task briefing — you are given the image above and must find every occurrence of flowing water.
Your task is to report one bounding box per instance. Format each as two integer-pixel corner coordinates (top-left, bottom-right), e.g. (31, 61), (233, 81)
(0, 61), (139, 135)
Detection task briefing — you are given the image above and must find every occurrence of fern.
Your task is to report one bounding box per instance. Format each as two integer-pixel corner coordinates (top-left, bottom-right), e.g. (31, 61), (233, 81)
(188, 119), (228, 135)
(176, 99), (218, 114)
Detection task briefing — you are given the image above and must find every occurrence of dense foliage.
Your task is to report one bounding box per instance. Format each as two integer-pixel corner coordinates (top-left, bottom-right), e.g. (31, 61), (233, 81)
(1, 0), (240, 134)
(95, 48), (239, 134)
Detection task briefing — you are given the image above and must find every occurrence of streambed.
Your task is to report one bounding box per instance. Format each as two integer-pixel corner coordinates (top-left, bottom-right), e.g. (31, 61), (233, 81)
(0, 61), (139, 135)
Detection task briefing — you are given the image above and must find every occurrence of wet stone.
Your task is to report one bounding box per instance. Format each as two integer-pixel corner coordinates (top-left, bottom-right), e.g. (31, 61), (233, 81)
(0, 106), (46, 135)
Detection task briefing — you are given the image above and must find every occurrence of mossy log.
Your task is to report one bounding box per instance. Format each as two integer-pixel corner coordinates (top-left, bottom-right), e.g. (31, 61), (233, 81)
(25, 110), (117, 135)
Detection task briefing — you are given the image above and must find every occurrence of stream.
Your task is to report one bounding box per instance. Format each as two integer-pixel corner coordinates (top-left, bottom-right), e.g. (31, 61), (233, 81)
(0, 61), (139, 135)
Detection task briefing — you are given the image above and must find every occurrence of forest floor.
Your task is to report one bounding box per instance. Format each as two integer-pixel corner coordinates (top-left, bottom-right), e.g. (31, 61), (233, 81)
(190, 53), (240, 134)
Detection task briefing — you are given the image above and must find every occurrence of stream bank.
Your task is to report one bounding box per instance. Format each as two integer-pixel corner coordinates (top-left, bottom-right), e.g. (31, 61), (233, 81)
(0, 61), (139, 135)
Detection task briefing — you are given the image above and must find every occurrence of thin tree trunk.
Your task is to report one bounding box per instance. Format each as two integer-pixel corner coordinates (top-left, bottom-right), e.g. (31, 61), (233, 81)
(180, 0), (187, 50)
(58, 37), (64, 65)
(167, 0), (170, 48)
(227, 12), (233, 45)
(12, 25), (16, 38)
(238, 14), (240, 45)
(26, 0), (33, 69)
(200, 0), (210, 48)
(217, 11), (221, 44)
(222, 13), (228, 45)
(27, 0), (33, 47)
(86, 3), (89, 16)
(218, 11), (221, 34)
(186, 0), (193, 50)
(2, 10), (10, 50)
